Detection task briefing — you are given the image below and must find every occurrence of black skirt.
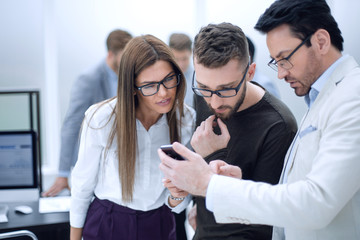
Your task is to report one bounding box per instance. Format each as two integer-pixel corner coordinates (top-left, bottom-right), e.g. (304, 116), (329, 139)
(82, 196), (176, 240)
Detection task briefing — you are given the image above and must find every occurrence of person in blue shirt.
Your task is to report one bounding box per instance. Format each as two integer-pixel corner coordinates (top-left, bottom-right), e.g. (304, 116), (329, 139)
(169, 33), (195, 108)
(247, 36), (281, 98)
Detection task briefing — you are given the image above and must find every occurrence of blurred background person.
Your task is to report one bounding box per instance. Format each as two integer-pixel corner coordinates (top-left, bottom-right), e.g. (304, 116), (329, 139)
(169, 32), (195, 240)
(247, 36), (280, 98)
(169, 33), (195, 108)
(42, 29), (133, 197)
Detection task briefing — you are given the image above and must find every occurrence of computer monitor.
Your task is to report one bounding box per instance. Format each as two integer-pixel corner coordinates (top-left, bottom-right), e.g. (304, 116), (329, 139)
(0, 131), (40, 202)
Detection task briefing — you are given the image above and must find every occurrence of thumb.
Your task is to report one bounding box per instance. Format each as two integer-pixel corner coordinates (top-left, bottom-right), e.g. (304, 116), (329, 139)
(209, 160), (230, 174)
(172, 142), (200, 162)
(219, 165), (242, 179)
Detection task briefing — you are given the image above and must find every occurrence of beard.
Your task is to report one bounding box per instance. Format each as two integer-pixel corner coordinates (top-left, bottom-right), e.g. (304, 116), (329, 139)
(287, 49), (320, 97)
(208, 82), (247, 120)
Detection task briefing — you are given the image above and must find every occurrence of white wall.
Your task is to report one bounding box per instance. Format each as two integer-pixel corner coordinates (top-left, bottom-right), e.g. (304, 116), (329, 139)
(0, 0), (44, 87)
(55, 0), (197, 125)
(1, 0), (360, 171)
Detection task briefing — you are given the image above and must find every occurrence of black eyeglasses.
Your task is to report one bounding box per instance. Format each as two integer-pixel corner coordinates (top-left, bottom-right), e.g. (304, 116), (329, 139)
(268, 34), (312, 72)
(192, 63), (249, 98)
(135, 73), (180, 96)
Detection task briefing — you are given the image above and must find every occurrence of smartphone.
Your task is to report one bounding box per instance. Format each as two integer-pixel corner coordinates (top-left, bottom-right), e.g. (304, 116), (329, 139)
(160, 144), (185, 160)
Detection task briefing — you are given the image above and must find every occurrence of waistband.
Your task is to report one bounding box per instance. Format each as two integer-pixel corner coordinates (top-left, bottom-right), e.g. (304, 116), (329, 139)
(93, 196), (167, 215)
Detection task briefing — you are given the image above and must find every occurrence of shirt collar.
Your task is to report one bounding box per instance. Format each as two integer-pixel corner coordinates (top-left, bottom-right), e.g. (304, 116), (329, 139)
(305, 54), (348, 108)
(136, 114), (168, 130)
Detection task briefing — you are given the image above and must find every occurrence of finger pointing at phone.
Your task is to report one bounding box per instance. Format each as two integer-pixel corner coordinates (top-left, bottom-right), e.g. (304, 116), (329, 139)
(158, 142), (214, 197)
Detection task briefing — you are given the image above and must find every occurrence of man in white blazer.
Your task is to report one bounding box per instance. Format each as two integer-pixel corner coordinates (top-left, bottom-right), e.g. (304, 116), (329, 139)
(158, 0), (360, 239)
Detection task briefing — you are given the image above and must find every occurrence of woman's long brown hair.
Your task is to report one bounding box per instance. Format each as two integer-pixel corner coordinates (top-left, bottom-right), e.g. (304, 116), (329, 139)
(106, 35), (186, 202)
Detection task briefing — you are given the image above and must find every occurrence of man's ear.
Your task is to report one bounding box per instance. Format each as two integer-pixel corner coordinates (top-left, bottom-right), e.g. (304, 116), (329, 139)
(247, 62), (256, 82)
(313, 29), (331, 55)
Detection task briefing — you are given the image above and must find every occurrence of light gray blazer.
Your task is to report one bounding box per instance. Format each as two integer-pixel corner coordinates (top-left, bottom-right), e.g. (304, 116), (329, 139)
(209, 56), (360, 240)
(58, 59), (117, 175)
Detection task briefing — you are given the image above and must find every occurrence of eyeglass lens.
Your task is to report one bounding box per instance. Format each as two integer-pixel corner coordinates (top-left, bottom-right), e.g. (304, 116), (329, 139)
(193, 88), (237, 97)
(140, 75), (179, 96)
(269, 34), (312, 72)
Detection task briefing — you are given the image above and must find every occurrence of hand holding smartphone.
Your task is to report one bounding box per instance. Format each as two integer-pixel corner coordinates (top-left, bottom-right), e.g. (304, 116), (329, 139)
(160, 144), (185, 160)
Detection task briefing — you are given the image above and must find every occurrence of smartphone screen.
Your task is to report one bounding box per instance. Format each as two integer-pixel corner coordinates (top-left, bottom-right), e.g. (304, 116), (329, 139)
(160, 144), (185, 160)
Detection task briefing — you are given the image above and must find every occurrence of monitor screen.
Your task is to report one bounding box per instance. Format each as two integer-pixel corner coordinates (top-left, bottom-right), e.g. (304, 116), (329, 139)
(0, 131), (38, 189)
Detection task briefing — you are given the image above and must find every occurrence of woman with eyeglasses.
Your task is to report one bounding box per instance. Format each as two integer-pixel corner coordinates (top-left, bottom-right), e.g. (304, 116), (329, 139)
(69, 35), (195, 240)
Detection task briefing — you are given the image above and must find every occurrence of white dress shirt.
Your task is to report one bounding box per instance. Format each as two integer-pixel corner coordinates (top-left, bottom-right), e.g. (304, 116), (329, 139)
(70, 98), (195, 228)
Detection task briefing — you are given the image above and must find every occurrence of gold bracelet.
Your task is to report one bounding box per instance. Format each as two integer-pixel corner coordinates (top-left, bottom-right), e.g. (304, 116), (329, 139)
(169, 195), (185, 201)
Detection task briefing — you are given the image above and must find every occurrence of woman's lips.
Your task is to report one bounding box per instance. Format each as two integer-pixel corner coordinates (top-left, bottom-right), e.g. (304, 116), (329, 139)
(157, 98), (171, 106)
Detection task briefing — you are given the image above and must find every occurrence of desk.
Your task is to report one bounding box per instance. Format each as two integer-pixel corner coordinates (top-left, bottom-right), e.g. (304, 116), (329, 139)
(0, 201), (69, 240)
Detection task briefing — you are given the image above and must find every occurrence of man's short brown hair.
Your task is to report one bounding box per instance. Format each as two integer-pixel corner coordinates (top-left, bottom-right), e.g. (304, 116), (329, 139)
(193, 23), (249, 68)
(169, 33), (192, 51)
(106, 29), (133, 53)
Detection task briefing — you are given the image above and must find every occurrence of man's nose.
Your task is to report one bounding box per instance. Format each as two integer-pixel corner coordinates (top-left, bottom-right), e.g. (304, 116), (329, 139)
(209, 94), (224, 109)
(277, 67), (289, 80)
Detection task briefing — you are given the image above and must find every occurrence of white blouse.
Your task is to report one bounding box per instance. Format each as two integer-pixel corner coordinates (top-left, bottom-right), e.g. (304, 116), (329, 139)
(70, 98), (195, 228)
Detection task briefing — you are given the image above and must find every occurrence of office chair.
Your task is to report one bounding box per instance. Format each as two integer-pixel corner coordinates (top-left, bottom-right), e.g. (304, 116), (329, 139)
(0, 230), (38, 240)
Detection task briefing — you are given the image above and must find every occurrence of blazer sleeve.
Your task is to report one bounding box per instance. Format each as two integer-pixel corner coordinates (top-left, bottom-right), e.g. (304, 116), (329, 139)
(209, 76), (360, 229)
(58, 72), (101, 175)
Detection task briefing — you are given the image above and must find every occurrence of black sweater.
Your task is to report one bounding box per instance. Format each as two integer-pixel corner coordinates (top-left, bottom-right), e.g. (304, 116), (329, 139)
(193, 89), (298, 240)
